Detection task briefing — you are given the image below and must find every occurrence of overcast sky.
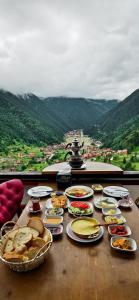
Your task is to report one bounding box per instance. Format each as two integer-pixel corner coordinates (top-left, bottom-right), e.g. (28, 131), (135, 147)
(0, 0), (139, 100)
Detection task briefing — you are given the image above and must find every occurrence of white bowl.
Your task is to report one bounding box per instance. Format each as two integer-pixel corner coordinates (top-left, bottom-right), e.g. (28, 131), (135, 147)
(108, 224), (131, 237)
(111, 236), (137, 252)
(43, 215), (63, 227)
(102, 207), (121, 216)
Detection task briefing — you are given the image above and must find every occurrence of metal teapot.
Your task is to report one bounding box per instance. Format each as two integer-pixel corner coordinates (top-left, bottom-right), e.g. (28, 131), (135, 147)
(65, 137), (84, 169)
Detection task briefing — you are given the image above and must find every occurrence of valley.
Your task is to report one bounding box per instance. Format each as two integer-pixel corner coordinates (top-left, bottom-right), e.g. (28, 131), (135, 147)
(0, 88), (139, 172)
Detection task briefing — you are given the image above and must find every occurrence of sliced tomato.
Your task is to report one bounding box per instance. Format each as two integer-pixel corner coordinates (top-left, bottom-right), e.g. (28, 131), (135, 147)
(71, 202), (89, 209)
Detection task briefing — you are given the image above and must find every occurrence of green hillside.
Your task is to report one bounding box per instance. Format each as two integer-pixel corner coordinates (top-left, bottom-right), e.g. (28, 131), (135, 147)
(99, 89), (139, 133)
(102, 116), (139, 151)
(0, 90), (117, 149)
(95, 89), (139, 150)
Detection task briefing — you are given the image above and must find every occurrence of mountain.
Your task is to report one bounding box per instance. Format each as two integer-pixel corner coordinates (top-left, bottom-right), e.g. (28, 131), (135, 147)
(99, 89), (139, 133)
(0, 89), (117, 148)
(97, 89), (139, 150)
(102, 115), (139, 151)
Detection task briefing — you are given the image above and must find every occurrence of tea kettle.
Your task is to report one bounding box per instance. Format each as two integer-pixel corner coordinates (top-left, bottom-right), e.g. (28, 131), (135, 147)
(65, 137), (84, 169)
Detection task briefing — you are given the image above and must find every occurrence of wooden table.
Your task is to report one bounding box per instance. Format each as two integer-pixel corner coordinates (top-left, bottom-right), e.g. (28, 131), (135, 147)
(42, 161), (123, 175)
(0, 182), (139, 300)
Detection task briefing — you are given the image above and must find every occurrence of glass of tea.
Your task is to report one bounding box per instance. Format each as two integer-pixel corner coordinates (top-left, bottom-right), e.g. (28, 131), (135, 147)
(31, 196), (41, 212)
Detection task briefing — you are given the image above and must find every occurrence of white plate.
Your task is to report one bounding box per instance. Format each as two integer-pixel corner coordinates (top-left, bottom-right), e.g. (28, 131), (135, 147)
(108, 225), (131, 237)
(68, 201), (93, 216)
(94, 197), (118, 209)
(105, 215), (126, 224)
(65, 185), (94, 200)
(111, 236), (137, 252)
(102, 207), (121, 216)
(45, 198), (68, 209)
(66, 221), (104, 243)
(103, 186), (129, 198)
(27, 204), (43, 213)
(28, 186), (53, 197)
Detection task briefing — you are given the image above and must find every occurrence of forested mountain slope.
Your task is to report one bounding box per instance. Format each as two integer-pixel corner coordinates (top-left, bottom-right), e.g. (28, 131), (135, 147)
(0, 89), (117, 147)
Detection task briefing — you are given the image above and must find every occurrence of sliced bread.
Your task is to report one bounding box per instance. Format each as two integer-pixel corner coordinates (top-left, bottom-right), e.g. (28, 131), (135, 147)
(3, 252), (29, 263)
(27, 217), (44, 235)
(4, 239), (14, 253)
(32, 237), (46, 248)
(13, 229), (32, 249)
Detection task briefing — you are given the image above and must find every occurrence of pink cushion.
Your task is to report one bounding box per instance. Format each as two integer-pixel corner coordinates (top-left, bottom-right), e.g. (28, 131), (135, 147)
(0, 179), (24, 225)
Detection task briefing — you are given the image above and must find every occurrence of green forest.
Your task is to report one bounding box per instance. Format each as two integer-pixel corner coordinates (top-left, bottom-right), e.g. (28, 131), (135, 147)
(0, 88), (139, 171)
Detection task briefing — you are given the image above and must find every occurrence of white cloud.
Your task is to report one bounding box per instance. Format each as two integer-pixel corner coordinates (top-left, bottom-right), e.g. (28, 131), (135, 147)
(0, 0), (139, 99)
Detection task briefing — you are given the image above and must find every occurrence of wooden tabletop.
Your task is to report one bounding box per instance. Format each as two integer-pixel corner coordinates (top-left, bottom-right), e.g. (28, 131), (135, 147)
(42, 161), (123, 175)
(0, 182), (139, 300)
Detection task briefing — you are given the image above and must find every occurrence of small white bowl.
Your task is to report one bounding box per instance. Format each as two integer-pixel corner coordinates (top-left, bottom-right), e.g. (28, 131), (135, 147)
(105, 215), (126, 224)
(43, 216), (63, 227)
(111, 236), (137, 252)
(108, 224), (131, 237)
(102, 207), (121, 216)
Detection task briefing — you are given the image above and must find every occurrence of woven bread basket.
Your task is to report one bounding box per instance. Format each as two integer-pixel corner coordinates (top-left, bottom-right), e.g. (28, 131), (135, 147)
(0, 223), (52, 272)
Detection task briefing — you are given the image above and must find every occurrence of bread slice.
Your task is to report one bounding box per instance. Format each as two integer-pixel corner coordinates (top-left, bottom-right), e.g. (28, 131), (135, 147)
(3, 252), (29, 263)
(42, 230), (51, 243)
(27, 217), (44, 235)
(4, 239), (14, 253)
(15, 244), (27, 254)
(29, 228), (39, 238)
(24, 247), (40, 260)
(32, 237), (46, 248)
(8, 229), (18, 240)
(13, 229), (32, 248)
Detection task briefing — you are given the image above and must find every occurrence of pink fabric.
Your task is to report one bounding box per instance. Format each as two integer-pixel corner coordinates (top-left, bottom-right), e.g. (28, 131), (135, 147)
(0, 179), (24, 225)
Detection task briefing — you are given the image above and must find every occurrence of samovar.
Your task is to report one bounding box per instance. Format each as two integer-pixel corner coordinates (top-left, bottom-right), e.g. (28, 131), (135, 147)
(65, 137), (85, 169)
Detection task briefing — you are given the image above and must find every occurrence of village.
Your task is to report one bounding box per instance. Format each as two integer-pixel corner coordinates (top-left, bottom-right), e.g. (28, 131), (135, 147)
(0, 130), (129, 172)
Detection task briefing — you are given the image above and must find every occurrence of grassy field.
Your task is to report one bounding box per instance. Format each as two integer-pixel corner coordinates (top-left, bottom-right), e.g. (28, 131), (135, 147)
(0, 142), (139, 171)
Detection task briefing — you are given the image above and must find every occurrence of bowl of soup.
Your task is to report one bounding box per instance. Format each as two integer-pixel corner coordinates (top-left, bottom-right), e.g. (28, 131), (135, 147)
(71, 217), (100, 239)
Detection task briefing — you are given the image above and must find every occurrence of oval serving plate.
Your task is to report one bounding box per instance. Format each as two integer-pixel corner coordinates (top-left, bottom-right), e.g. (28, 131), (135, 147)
(103, 186), (129, 198)
(65, 185), (94, 200)
(28, 186), (53, 197)
(66, 221), (104, 243)
(94, 197), (118, 209)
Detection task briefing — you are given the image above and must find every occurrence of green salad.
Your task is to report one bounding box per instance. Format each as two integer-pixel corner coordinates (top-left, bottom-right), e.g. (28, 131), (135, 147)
(68, 202), (93, 215)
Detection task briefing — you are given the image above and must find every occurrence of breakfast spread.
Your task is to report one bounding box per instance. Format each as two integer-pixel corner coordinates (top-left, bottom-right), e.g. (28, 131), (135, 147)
(0, 184), (137, 273)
